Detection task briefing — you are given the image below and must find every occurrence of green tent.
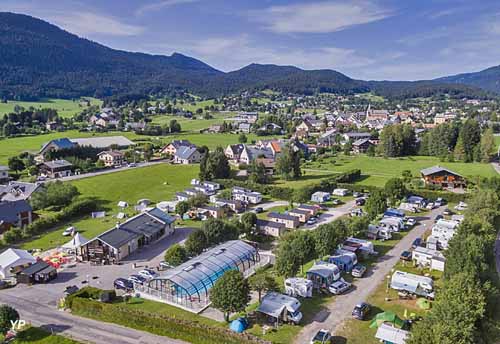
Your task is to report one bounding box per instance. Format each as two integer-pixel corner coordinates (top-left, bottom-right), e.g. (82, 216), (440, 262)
(369, 311), (405, 329)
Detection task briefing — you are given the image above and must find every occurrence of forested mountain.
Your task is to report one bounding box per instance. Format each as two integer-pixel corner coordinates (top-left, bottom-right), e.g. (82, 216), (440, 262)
(0, 12), (494, 100)
(435, 65), (500, 94)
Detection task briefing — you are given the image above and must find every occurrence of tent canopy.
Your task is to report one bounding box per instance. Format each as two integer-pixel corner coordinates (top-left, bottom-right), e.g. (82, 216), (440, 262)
(229, 318), (248, 333)
(0, 248), (36, 278)
(369, 311), (405, 329)
(62, 233), (89, 250)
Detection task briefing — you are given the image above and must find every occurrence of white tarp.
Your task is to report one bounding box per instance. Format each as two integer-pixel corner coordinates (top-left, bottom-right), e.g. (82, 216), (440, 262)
(62, 233), (89, 250)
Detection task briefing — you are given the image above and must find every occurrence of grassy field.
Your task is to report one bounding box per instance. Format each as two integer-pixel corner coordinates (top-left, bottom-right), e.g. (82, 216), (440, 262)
(336, 261), (442, 344)
(304, 155), (497, 187)
(151, 112), (237, 132)
(0, 130), (147, 165)
(0, 98), (102, 118)
(13, 327), (80, 344)
(21, 163), (198, 250)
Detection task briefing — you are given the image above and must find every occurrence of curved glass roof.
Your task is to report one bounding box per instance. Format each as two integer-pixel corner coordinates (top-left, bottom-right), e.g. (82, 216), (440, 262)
(152, 240), (258, 297)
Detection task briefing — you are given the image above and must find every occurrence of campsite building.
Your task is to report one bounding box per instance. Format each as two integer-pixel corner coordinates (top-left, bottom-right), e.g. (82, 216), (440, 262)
(256, 219), (286, 237)
(287, 208), (311, 223)
(135, 240), (261, 312)
(296, 204), (319, 216)
(267, 212), (300, 229)
(17, 261), (57, 284)
(420, 166), (466, 189)
(412, 246), (446, 271)
(82, 208), (175, 264)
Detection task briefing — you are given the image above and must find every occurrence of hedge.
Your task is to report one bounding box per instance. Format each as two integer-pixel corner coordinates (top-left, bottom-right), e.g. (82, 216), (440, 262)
(67, 288), (269, 344)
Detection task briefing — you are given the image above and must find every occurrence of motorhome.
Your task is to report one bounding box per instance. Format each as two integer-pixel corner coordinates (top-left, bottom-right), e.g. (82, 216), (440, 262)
(379, 217), (405, 232)
(390, 270), (435, 299)
(366, 224), (392, 240)
(284, 277), (313, 298)
(257, 292), (303, 324)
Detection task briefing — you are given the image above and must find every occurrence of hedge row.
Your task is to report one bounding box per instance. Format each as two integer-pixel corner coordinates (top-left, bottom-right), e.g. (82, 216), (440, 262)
(67, 288), (269, 344)
(2, 197), (99, 245)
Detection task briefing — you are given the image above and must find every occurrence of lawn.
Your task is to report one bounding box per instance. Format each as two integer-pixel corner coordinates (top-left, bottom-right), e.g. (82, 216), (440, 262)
(0, 98), (102, 118)
(13, 327), (80, 344)
(0, 130), (145, 164)
(21, 163), (198, 250)
(151, 112), (237, 132)
(335, 261), (443, 344)
(304, 154), (497, 187)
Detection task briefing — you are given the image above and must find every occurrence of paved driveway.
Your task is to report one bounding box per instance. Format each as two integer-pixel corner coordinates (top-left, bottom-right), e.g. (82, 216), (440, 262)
(303, 200), (357, 230)
(294, 207), (444, 343)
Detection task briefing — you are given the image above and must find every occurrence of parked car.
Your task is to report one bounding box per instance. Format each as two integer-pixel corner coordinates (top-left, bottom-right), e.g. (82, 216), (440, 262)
(128, 275), (147, 285)
(332, 199), (341, 205)
(406, 218), (416, 227)
(64, 285), (79, 295)
(426, 202), (435, 210)
(254, 207), (264, 214)
(329, 279), (352, 295)
(355, 198), (366, 206)
(306, 218), (317, 225)
(352, 264), (367, 278)
(400, 251), (412, 261)
(353, 191), (361, 198)
(352, 302), (371, 320)
(310, 329), (332, 344)
(138, 268), (158, 279)
(443, 208), (453, 215)
(128, 163), (137, 167)
(412, 237), (423, 248)
(62, 226), (76, 236)
(159, 261), (172, 270)
(435, 214), (444, 221)
(435, 198), (446, 206)
(114, 278), (134, 290)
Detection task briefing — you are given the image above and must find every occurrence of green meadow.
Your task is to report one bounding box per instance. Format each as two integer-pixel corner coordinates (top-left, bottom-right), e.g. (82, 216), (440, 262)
(0, 98), (102, 118)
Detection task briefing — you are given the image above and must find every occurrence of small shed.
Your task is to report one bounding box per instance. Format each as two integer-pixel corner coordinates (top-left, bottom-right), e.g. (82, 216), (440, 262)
(17, 261), (57, 284)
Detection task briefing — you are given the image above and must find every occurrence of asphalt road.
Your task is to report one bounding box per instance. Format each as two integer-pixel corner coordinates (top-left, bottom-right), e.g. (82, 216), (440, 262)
(294, 206), (444, 344)
(0, 292), (186, 344)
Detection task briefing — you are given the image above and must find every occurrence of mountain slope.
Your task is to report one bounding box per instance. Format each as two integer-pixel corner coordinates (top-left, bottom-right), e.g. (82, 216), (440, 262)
(436, 65), (500, 93)
(0, 12), (493, 100)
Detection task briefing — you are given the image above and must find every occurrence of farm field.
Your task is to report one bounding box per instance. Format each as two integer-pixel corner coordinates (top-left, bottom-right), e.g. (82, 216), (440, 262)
(151, 111), (237, 132)
(304, 155), (497, 187)
(21, 163), (198, 250)
(0, 98), (102, 118)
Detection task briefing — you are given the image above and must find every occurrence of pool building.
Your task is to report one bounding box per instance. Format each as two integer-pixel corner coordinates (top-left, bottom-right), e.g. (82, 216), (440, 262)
(135, 240), (262, 312)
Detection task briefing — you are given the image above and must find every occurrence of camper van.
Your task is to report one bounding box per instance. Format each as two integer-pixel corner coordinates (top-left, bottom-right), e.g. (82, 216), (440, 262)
(390, 270), (435, 299)
(284, 277), (313, 298)
(367, 224), (392, 241)
(257, 292), (303, 324)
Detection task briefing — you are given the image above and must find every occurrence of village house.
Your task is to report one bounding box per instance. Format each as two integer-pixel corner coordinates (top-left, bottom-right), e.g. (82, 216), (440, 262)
(0, 200), (33, 233)
(317, 129), (337, 147)
(366, 106), (389, 121)
(82, 208), (175, 264)
(342, 132), (372, 144)
(239, 146), (274, 165)
(214, 199), (244, 213)
(173, 146), (202, 164)
(161, 140), (195, 156)
(97, 150), (125, 167)
(420, 166), (466, 189)
(351, 138), (373, 154)
(224, 144), (245, 163)
(39, 160), (73, 179)
(256, 219), (286, 237)
(237, 122), (251, 133)
(267, 212), (300, 229)
(0, 182), (44, 202)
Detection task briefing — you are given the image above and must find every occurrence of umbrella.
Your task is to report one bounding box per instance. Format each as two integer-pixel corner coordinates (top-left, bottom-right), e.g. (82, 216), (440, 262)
(229, 317), (248, 333)
(416, 298), (431, 310)
(369, 311), (405, 329)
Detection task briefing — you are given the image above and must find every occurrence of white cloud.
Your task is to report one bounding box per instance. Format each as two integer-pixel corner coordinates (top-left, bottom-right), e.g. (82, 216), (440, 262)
(0, 1), (145, 37)
(135, 0), (199, 16)
(51, 12), (145, 37)
(250, 1), (392, 34)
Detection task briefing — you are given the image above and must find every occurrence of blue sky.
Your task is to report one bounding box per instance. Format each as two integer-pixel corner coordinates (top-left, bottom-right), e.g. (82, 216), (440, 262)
(3, 0), (500, 80)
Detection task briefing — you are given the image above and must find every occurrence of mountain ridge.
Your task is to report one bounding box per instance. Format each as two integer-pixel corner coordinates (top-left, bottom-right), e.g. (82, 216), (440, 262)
(0, 12), (495, 100)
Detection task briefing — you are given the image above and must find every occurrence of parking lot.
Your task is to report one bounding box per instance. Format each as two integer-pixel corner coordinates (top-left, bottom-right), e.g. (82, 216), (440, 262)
(7, 227), (194, 308)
